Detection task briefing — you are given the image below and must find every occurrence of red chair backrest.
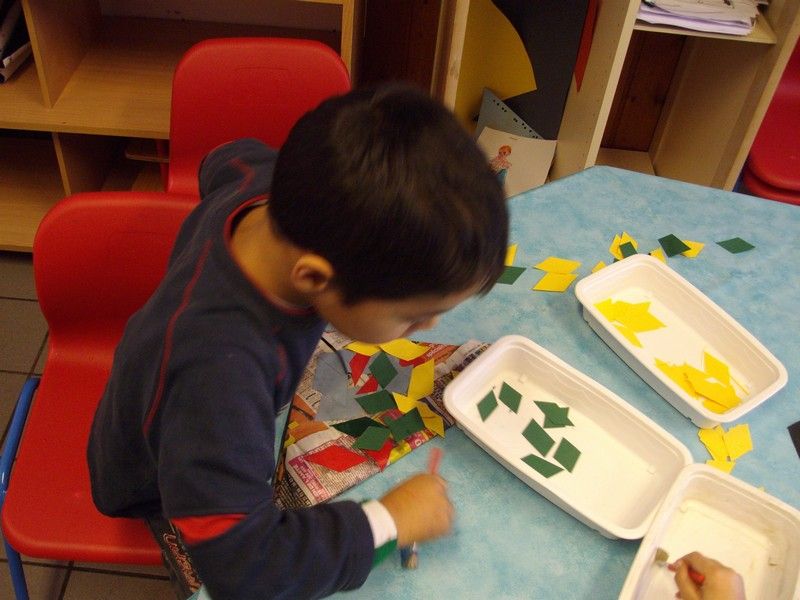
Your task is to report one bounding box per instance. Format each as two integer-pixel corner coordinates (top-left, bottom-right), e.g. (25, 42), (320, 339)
(167, 37), (351, 196)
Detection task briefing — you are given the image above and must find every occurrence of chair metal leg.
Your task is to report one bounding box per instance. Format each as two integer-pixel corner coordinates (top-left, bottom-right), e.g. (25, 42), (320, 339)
(4, 538), (29, 600)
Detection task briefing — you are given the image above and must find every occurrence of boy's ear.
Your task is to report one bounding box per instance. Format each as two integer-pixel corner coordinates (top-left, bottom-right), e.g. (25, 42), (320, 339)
(290, 253), (335, 295)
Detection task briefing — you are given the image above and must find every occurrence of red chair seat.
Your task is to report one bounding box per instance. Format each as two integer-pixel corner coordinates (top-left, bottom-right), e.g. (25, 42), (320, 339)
(746, 93), (800, 193)
(742, 166), (800, 206)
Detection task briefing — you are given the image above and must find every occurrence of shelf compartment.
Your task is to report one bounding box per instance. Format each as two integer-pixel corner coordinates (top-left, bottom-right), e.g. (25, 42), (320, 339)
(634, 12), (778, 45)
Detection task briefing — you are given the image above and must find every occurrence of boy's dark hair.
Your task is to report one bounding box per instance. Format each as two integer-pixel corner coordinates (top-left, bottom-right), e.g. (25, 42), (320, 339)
(269, 83), (508, 304)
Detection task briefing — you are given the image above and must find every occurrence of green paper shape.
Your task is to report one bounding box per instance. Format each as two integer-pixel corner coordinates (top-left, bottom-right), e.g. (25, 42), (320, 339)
(369, 351), (398, 387)
(499, 382), (522, 413)
(716, 237), (755, 253)
(356, 390), (397, 413)
(535, 401), (573, 428)
(658, 234), (691, 257)
(497, 265), (527, 285)
(522, 454), (563, 478)
(553, 438), (581, 472)
(619, 241), (637, 258)
(522, 419), (555, 455)
(478, 390), (498, 421)
(384, 408), (426, 441)
(354, 425), (392, 451)
(332, 417), (381, 437)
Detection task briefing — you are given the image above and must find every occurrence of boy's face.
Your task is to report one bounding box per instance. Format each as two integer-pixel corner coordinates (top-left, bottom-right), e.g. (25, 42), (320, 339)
(314, 286), (479, 344)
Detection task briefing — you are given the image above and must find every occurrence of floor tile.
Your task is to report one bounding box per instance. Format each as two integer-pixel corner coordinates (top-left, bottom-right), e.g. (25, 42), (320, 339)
(0, 299), (47, 373)
(63, 569), (176, 600)
(0, 561), (69, 600)
(33, 336), (48, 376)
(73, 561), (172, 577)
(0, 252), (36, 300)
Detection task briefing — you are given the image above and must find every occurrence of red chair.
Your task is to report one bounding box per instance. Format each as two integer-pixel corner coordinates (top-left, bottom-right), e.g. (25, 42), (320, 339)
(741, 39), (800, 206)
(166, 37), (351, 196)
(0, 192), (197, 600)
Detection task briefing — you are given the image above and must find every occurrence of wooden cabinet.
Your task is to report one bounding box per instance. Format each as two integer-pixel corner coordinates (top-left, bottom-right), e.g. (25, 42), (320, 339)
(1, 0), (362, 251)
(438, 0), (800, 191)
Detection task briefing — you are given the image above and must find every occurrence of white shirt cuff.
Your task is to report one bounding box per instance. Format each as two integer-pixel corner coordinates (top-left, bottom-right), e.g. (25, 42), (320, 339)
(361, 500), (398, 549)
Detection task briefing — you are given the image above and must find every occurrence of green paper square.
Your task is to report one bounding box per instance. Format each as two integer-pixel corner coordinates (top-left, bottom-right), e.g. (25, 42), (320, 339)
(354, 425), (392, 451)
(369, 351), (398, 387)
(356, 390), (397, 413)
(553, 438), (581, 472)
(499, 382), (522, 413)
(535, 401), (573, 428)
(477, 390), (498, 421)
(658, 234), (691, 257)
(521, 454), (563, 478)
(496, 265), (526, 285)
(384, 408), (425, 441)
(332, 417), (381, 437)
(619, 241), (637, 258)
(716, 237), (755, 253)
(522, 419), (555, 455)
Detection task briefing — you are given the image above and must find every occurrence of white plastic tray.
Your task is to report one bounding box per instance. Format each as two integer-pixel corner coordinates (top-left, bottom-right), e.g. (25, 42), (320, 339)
(575, 255), (787, 427)
(442, 335), (692, 539)
(619, 464), (800, 600)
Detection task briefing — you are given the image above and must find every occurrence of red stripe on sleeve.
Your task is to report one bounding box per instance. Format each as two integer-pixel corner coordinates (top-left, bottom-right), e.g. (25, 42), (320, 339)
(172, 513), (246, 545)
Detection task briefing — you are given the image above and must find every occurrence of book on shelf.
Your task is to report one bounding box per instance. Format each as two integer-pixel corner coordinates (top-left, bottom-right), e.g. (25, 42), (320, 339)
(0, 0), (30, 83)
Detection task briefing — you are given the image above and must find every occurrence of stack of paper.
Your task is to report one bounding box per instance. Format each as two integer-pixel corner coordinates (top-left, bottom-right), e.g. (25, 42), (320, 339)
(638, 0), (761, 36)
(0, 0), (32, 83)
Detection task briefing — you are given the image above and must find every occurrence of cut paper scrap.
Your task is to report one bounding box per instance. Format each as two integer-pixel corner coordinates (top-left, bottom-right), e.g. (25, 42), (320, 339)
(609, 232), (638, 260)
(332, 417), (382, 438)
(384, 362), (413, 396)
(717, 237), (755, 254)
(355, 390), (397, 414)
(357, 375), (379, 395)
(306, 444), (367, 472)
(416, 401), (445, 437)
(499, 382), (522, 413)
(649, 248), (667, 263)
(532, 272), (578, 292)
(478, 389), (498, 421)
(369, 351), (397, 387)
(619, 241), (637, 258)
(723, 424), (753, 460)
(595, 299), (665, 347)
(349, 352), (370, 386)
(497, 265), (526, 285)
(698, 426), (728, 462)
(363, 438), (394, 471)
(707, 459), (735, 474)
(354, 425), (392, 451)
(535, 401), (573, 428)
(389, 440), (412, 464)
(698, 423), (753, 473)
(534, 256), (581, 274)
(384, 408), (426, 441)
(407, 359), (435, 401)
(591, 261), (606, 273)
(658, 234), (691, 257)
(522, 454), (563, 478)
(656, 352), (742, 413)
(391, 392), (417, 414)
(505, 243), (518, 266)
(553, 438), (581, 472)
(522, 419), (555, 455)
(345, 341), (380, 356)
(681, 240), (705, 258)
(378, 339), (428, 361)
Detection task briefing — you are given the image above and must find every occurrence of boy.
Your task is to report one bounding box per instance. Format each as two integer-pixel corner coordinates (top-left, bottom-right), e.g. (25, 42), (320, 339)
(88, 83), (508, 599)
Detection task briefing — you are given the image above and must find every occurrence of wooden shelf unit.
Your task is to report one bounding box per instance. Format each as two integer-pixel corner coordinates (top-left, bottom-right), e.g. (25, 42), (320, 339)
(1, 0), (361, 252)
(439, 0), (800, 191)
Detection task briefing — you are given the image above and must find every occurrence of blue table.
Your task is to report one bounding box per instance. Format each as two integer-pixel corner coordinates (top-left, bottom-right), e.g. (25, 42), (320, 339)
(335, 166), (800, 599)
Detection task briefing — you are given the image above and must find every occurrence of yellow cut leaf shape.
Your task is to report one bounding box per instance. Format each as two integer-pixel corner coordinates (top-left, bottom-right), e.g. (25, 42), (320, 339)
(609, 232), (638, 260)
(724, 424), (753, 460)
(392, 392), (417, 414)
(389, 440), (412, 464)
(534, 256), (581, 274)
(505, 244), (518, 266)
(416, 401), (445, 437)
(706, 459), (735, 474)
(614, 324), (642, 347)
(532, 272), (578, 292)
(649, 248), (667, 263)
(591, 261), (606, 273)
(345, 341), (380, 356)
(656, 359), (699, 398)
(407, 359), (435, 400)
(681, 240), (705, 258)
(379, 338), (428, 361)
(617, 301), (665, 332)
(698, 426), (728, 461)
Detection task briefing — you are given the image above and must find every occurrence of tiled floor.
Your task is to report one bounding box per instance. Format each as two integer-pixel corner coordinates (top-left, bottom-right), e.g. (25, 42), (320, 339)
(0, 252), (176, 600)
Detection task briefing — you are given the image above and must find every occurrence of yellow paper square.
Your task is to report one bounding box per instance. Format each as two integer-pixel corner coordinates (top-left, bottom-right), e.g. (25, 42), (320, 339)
(724, 424), (753, 460)
(379, 338), (428, 361)
(649, 248), (667, 263)
(532, 272), (578, 292)
(389, 440), (412, 464)
(416, 401), (445, 437)
(392, 392), (417, 414)
(534, 256), (581, 274)
(345, 341), (380, 356)
(505, 244), (518, 266)
(706, 459), (735, 473)
(681, 240), (705, 258)
(407, 359), (435, 400)
(703, 352), (730, 385)
(610, 232), (638, 260)
(699, 426), (728, 461)
(591, 261), (606, 273)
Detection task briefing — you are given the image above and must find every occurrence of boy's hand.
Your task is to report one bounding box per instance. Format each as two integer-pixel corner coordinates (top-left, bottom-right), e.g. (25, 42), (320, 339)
(379, 473), (454, 547)
(670, 552), (746, 600)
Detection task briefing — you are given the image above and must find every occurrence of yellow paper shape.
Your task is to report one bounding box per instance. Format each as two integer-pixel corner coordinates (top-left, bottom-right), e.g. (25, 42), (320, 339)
(534, 256), (581, 274)
(703, 399), (730, 414)
(416, 401), (445, 437)
(681, 240), (705, 258)
(388, 440), (412, 464)
(532, 272), (578, 292)
(686, 370), (739, 408)
(595, 298), (618, 321)
(620, 301), (665, 332)
(392, 392), (417, 414)
(345, 341), (380, 356)
(614, 324), (642, 347)
(724, 424), (753, 460)
(379, 338), (428, 361)
(609, 232), (638, 260)
(656, 359), (698, 398)
(505, 244), (518, 266)
(699, 426), (728, 461)
(703, 352), (730, 385)
(649, 248), (667, 263)
(591, 261), (606, 273)
(284, 435), (296, 448)
(707, 459), (735, 474)
(407, 359), (435, 400)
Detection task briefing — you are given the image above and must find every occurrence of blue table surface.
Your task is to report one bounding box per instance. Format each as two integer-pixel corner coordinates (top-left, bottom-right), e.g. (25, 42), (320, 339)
(332, 166), (800, 599)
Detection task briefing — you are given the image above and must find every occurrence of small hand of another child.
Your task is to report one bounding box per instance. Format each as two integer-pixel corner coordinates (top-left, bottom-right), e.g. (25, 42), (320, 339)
(379, 473), (454, 547)
(669, 551), (746, 600)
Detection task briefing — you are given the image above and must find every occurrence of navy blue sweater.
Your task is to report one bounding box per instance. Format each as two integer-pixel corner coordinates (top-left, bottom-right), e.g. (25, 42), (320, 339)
(88, 139), (374, 599)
